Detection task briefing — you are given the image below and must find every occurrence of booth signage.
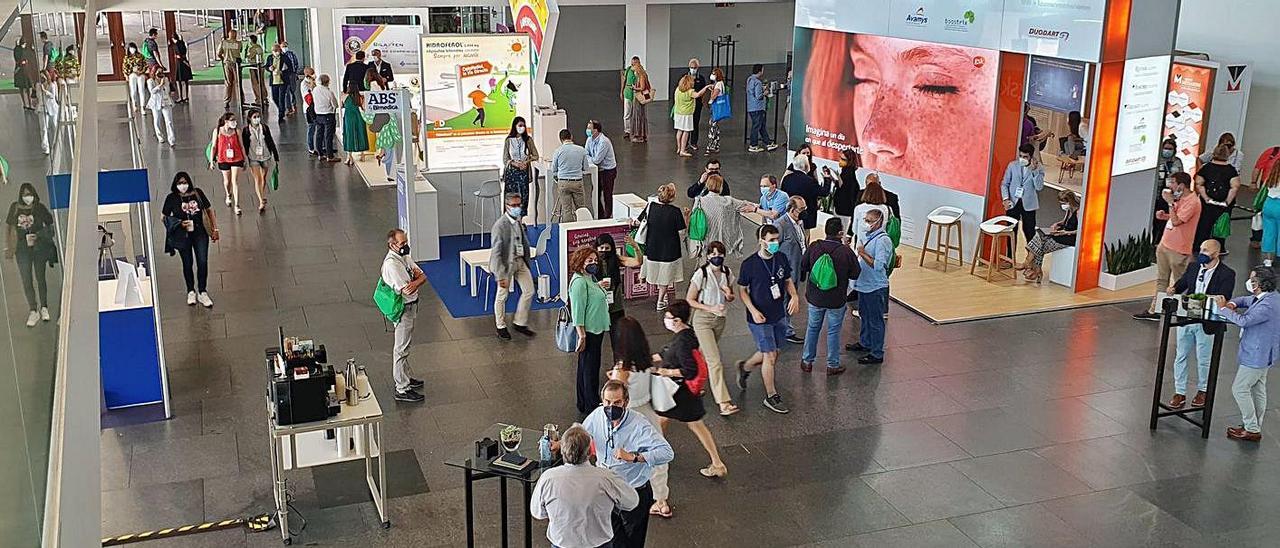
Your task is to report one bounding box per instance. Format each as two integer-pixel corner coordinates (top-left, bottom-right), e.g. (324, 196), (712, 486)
(1164, 62), (1213, 176)
(342, 24), (422, 74)
(363, 90), (401, 113)
(1113, 55), (1172, 176)
(1026, 56), (1088, 113)
(998, 0), (1105, 62)
(885, 0), (1004, 50)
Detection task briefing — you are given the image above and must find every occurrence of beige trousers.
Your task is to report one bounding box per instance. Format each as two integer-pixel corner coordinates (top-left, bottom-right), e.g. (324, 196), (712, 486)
(691, 310), (731, 405)
(494, 260), (534, 329)
(1149, 245), (1190, 313)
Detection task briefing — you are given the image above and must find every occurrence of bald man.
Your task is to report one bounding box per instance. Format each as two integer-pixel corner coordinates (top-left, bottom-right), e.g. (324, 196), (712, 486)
(1166, 239), (1235, 409)
(687, 58), (707, 149)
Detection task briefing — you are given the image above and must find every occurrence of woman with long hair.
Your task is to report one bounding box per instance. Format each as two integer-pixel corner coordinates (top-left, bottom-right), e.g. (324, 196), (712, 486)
(673, 74), (713, 157)
(147, 68), (176, 146)
(653, 299), (728, 479)
(606, 315), (674, 518)
(241, 108), (279, 212)
(208, 112), (246, 215)
(341, 79), (369, 165)
(1020, 190), (1080, 283)
(5, 183), (56, 326)
(594, 233), (643, 359)
(161, 172), (219, 308)
(364, 65), (387, 91)
(851, 175), (891, 247)
(626, 58), (651, 143)
(1258, 163), (1280, 264)
(685, 241), (739, 416)
(569, 246), (611, 413)
(828, 148), (862, 228)
(704, 67), (726, 154)
(173, 33), (193, 103)
(37, 73), (59, 155)
(502, 116), (539, 217)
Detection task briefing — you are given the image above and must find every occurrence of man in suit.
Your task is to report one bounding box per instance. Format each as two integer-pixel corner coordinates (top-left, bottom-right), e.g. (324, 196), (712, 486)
(1215, 265), (1280, 441)
(1167, 239), (1235, 409)
(687, 58), (707, 150)
(368, 48), (395, 83)
(781, 154), (831, 230)
(776, 197), (808, 345)
(342, 50), (369, 93)
(489, 193), (537, 340)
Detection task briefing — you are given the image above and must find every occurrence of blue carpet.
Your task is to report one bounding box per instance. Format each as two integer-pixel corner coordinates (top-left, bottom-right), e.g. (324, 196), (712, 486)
(419, 225), (564, 319)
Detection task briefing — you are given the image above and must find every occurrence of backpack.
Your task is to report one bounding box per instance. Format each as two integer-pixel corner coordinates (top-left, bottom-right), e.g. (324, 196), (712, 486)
(688, 197), (708, 241)
(372, 278), (404, 323)
(810, 252), (837, 290)
(886, 213), (902, 248)
(873, 233), (903, 277)
(685, 348), (711, 397)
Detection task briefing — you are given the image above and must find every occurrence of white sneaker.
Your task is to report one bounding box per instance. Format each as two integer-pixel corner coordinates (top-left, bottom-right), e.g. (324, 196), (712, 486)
(25, 311), (39, 327)
(197, 292), (214, 308)
(225, 195), (233, 206)
(40, 307), (50, 321)
(187, 291), (198, 305)
(156, 136), (165, 144)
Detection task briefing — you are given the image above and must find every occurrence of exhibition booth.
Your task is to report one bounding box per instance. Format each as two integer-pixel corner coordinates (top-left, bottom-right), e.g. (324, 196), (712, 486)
(789, 0), (1182, 323)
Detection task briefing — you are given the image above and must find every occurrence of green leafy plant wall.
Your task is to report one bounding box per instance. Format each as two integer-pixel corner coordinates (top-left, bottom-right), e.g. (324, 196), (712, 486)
(1103, 230), (1156, 275)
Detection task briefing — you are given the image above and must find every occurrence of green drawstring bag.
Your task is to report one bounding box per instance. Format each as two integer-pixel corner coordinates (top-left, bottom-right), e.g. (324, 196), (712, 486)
(1211, 212), (1232, 239)
(810, 253), (837, 290)
(269, 164), (280, 191)
(886, 214), (902, 248)
(688, 198), (708, 241)
(373, 278), (404, 323)
(205, 141), (214, 165)
(1254, 188), (1268, 211)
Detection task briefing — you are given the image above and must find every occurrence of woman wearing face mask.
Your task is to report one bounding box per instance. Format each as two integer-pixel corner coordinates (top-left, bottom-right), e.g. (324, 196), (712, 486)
(1194, 143), (1242, 251)
(173, 33), (193, 103)
(652, 299), (728, 479)
(606, 316), (674, 518)
(123, 42), (148, 118)
(1020, 190), (1080, 283)
(704, 68), (726, 154)
(208, 113), (246, 215)
(693, 174), (754, 255)
(147, 68), (176, 146)
(828, 148), (862, 229)
(37, 73), (58, 155)
(569, 246), (612, 414)
(162, 172), (219, 308)
(626, 58), (651, 143)
(639, 183), (686, 311)
(685, 241), (740, 416)
(1154, 138), (1184, 236)
(5, 183), (56, 326)
(241, 109), (279, 212)
(595, 233), (643, 359)
(502, 116), (539, 217)
(14, 39), (35, 110)
(340, 80), (369, 166)
(1199, 132), (1244, 173)
(851, 176), (891, 248)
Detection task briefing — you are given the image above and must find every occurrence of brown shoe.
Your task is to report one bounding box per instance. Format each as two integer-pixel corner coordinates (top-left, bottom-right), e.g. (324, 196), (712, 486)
(1227, 426), (1262, 441)
(826, 366), (847, 376)
(1168, 394), (1186, 409)
(800, 361), (813, 373)
(1191, 391), (1206, 407)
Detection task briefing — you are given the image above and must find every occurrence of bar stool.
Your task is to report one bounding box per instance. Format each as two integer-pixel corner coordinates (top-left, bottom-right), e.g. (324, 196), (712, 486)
(919, 206), (965, 272)
(471, 179), (503, 245)
(970, 216), (1019, 282)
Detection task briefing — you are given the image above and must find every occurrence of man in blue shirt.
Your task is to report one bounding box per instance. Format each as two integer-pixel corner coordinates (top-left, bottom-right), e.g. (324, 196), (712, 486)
(752, 174), (789, 225)
(737, 224), (800, 414)
(851, 209), (893, 364)
(582, 380), (674, 547)
(1215, 266), (1280, 441)
(585, 119), (619, 217)
(746, 64), (778, 152)
(550, 128), (592, 223)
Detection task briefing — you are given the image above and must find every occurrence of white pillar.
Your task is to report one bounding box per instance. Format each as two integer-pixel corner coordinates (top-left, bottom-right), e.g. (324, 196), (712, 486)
(625, 1), (670, 102)
(310, 8), (338, 84)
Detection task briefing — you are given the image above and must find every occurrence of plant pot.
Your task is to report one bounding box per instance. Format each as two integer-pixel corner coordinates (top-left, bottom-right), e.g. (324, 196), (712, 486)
(1098, 265), (1156, 291)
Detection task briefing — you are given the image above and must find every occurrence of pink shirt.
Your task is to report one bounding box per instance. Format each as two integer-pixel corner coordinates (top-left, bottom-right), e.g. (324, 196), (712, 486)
(1160, 195), (1202, 255)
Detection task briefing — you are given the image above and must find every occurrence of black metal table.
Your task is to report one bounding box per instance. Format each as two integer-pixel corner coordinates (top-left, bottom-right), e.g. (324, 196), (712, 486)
(1149, 297), (1228, 438)
(444, 424), (557, 548)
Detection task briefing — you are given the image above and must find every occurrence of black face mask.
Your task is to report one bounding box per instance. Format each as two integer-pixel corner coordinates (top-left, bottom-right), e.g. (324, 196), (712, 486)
(396, 244), (411, 256)
(603, 405), (626, 422)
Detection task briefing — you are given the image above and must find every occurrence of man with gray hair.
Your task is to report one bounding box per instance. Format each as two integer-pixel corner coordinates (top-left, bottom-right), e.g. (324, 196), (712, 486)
(531, 425), (638, 548)
(381, 229), (425, 402)
(489, 192), (536, 340)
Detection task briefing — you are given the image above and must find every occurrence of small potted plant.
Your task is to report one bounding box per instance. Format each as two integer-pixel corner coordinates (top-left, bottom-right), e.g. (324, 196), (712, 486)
(1184, 293), (1209, 318)
(500, 425), (523, 454)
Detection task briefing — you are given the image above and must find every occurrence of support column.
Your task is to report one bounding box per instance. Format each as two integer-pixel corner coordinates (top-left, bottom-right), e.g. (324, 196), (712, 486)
(310, 8), (338, 85)
(624, 1), (670, 102)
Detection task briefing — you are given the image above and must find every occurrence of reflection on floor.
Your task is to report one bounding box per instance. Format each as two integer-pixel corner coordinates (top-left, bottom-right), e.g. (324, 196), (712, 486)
(895, 245), (1151, 324)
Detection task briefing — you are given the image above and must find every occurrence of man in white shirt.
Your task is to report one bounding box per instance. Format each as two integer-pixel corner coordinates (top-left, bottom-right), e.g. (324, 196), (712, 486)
(311, 74), (340, 162)
(531, 426), (638, 548)
(1167, 239), (1235, 409)
(381, 229), (426, 402)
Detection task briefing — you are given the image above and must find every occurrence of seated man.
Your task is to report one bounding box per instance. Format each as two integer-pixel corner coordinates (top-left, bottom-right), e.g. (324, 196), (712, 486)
(1167, 239), (1234, 409)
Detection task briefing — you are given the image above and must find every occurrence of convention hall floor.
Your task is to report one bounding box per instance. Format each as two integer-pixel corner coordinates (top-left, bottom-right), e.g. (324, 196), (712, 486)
(91, 69), (1280, 548)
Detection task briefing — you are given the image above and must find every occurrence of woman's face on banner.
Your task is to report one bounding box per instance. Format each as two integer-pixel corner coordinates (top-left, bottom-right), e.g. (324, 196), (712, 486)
(847, 35), (995, 192)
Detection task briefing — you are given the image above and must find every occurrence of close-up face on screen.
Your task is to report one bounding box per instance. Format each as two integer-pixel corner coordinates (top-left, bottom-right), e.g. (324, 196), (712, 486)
(798, 29), (997, 195)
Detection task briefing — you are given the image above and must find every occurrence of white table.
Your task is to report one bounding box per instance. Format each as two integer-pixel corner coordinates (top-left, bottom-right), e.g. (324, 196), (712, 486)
(268, 368), (386, 544)
(612, 193), (648, 220)
(459, 249), (493, 298)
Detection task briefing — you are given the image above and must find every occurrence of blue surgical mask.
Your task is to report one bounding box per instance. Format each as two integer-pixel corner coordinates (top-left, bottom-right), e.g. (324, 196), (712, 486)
(1161, 149), (1174, 159)
(585, 264), (599, 276)
(765, 241), (780, 254)
(603, 405), (626, 422)
(709, 256), (724, 267)
(760, 187), (770, 197)
(1196, 253), (1212, 265)
(508, 206), (522, 218)
(585, 128), (593, 138)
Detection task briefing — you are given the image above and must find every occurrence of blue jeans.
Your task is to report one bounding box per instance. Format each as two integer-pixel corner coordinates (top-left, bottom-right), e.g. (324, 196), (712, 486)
(856, 287), (888, 359)
(748, 110), (770, 146)
(315, 113), (336, 157)
(802, 305), (845, 368)
(270, 84), (288, 118)
(1174, 325), (1213, 394)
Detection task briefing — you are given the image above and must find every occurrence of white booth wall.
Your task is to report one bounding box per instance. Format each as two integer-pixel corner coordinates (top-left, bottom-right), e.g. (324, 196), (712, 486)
(1179, 0), (1280, 154)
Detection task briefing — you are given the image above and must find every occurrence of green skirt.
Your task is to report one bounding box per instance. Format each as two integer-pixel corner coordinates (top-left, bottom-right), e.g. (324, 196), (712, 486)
(342, 101), (369, 152)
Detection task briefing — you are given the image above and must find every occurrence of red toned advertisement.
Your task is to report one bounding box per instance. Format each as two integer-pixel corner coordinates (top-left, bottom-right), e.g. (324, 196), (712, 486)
(789, 27), (998, 196)
(1164, 63), (1214, 176)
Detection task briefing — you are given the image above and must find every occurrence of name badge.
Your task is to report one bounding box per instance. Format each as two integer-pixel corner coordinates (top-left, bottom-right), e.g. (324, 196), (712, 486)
(255, 146), (265, 157)
(226, 148), (235, 158)
(605, 292), (615, 305)
(770, 283), (782, 300)
(1013, 186), (1024, 199)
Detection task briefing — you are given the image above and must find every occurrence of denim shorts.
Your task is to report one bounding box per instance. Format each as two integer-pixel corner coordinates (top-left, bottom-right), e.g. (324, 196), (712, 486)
(747, 317), (789, 353)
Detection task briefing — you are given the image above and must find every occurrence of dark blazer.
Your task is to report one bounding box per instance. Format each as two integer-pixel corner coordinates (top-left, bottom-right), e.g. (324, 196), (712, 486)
(1172, 261), (1236, 334)
(368, 59), (395, 82)
(241, 124), (280, 162)
(781, 170), (831, 229)
(341, 61), (368, 93)
(691, 71), (707, 117)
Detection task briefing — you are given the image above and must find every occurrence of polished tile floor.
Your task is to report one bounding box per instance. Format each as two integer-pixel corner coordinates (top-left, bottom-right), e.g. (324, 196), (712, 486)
(97, 69), (1280, 547)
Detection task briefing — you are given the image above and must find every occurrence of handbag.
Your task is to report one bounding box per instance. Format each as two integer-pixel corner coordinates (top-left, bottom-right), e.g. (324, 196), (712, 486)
(555, 286), (578, 353)
(637, 87), (653, 105)
(269, 163), (280, 191)
(710, 92), (731, 122)
(633, 202), (651, 245)
(685, 349), (710, 397)
(651, 375), (679, 412)
(1211, 212), (1232, 239)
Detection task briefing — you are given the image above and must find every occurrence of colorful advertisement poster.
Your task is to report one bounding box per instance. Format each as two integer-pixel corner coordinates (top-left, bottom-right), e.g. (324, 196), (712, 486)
(342, 24), (422, 76)
(509, 0), (550, 80)
(789, 27), (997, 196)
(1164, 63), (1213, 176)
(420, 35), (534, 172)
(1026, 56), (1087, 113)
(1112, 55), (1171, 176)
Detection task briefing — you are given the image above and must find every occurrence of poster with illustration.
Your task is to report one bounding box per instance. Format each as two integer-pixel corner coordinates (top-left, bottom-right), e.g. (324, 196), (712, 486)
(789, 27), (997, 196)
(1164, 62), (1213, 176)
(420, 34), (534, 172)
(342, 24), (422, 76)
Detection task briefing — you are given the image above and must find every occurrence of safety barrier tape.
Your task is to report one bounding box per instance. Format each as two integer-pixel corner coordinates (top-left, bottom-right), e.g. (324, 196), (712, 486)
(101, 514), (275, 546)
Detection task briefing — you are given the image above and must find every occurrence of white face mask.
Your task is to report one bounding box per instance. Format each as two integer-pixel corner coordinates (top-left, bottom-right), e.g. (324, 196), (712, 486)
(177, 184), (190, 193)
(21, 195), (34, 205)
(227, 121), (238, 130)
(689, 67), (697, 74)
(1246, 279), (1259, 294)
(517, 126), (526, 135)
(663, 317), (679, 333)
(251, 117), (261, 126)
(864, 221), (876, 232)
(282, 47), (288, 52)
(1060, 203), (1070, 212)
(1018, 157), (1030, 167)
(710, 74), (717, 82)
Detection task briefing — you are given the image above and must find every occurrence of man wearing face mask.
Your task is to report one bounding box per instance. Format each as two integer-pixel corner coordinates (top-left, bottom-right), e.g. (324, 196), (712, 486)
(1001, 143), (1045, 258)
(687, 58), (707, 151)
(737, 224), (800, 414)
(381, 229), (426, 403)
(368, 48), (394, 83)
(585, 120), (618, 217)
(280, 41), (300, 115)
(1165, 240), (1234, 410)
(489, 193), (537, 340)
(582, 380), (675, 548)
(851, 209), (893, 364)
(750, 174), (789, 224)
(1137, 173), (1202, 321)
(1153, 138), (1184, 238)
(1215, 266), (1280, 441)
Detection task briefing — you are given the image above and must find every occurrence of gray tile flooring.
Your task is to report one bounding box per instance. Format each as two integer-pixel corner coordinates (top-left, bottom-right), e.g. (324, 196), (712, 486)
(95, 70), (1280, 547)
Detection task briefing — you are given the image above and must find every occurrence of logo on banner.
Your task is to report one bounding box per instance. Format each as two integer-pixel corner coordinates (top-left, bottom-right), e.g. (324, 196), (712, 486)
(905, 7), (928, 26)
(363, 90), (400, 113)
(344, 36), (365, 56)
(945, 9), (976, 32)
(1226, 65), (1247, 92)
(1028, 27), (1071, 41)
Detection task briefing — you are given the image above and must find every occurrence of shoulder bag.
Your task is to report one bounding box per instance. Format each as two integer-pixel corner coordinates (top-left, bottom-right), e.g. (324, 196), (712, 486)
(651, 375), (679, 412)
(555, 279), (579, 353)
(633, 202), (651, 245)
(373, 278), (405, 324)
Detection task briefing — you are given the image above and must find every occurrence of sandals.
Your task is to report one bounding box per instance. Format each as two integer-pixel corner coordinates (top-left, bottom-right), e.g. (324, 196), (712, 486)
(649, 501), (673, 518)
(719, 403), (741, 416)
(699, 464), (728, 478)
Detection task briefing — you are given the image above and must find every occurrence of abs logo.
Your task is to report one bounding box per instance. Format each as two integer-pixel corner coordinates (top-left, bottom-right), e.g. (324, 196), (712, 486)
(363, 90), (400, 113)
(905, 7), (928, 26)
(1028, 27), (1070, 41)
